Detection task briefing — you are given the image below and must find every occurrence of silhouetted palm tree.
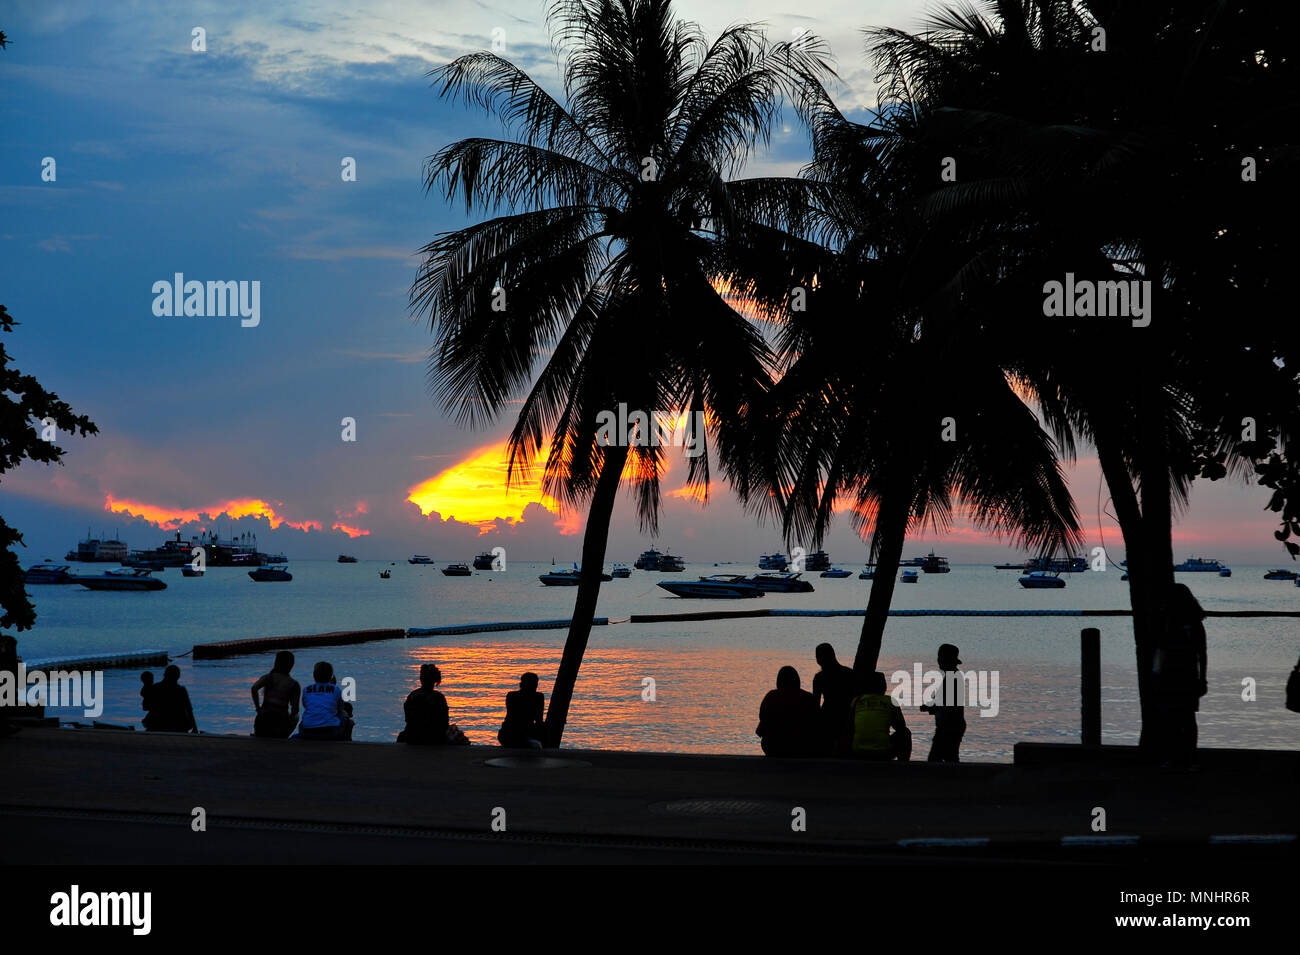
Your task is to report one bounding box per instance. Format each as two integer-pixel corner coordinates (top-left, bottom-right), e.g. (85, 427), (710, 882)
(412, 0), (828, 746)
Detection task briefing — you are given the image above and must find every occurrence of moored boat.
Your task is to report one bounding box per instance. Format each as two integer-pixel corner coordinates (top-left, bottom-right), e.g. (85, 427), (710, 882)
(658, 575), (764, 598)
(181, 566), (204, 578)
(994, 562), (1024, 570)
(900, 557), (926, 567)
(473, 552), (496, 570)
(744, 571), (814, 593)
(442, 563), (472, 576)
(658, 552), (685, 572)
(24, 563), (76, 584)
(900, 569), (919, 583)
(1263, 568), (1298, 580)
(611, 563), (631, 578)
(634, 548), (663, 570)
(758, 552), (789, 570)
(379, 569), (391, 579)
(78, 567), (167, 591)
(539, 567), (612, 586)
(408, 555), (434, 564)
(337, 555), (358, 563)
(1024, 556), (1088, 573)
(805, 550), (832, 571)
(249, 565), (292, 582)
(1019, 570), (1066, 589)
(859, 567), (875, 579)
(1175, 556), (1226, 573)
(1219, 568), (1232, 577)
(820, 567), (852, 578)
(921, 552), (951, 574)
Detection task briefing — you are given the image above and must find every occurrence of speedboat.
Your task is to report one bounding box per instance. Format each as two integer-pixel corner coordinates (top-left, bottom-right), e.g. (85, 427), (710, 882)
(658, 575), (764, 598)
(442, 563), (472, 576)
(1175, 556), (1226, 573)
(24, 563), (76, 585)
(249, 565), (292, 582)
(820, 567), (852, 578)
(744, 572), (815, 593)
(900, 557), (926, 567)
(921, 552), (951, 573)
(758, 552), (789, 570)
(859, 567), (875, 579)
(122, 559), (165, 571)
(539, 567), (612, 586)
(1219, 568), (1232, 577)
(408, 555), (434, 565)
(78, 567), (167, 591)
(900, 569), (919, 583)
(1019, 571), (1065, 589)
(611, 563), (631, 578)
(658, 552), (685, 572)
(473, 552), (496, 570)
(1263, 569), (1298, 580)
(337, 555), (358, 563)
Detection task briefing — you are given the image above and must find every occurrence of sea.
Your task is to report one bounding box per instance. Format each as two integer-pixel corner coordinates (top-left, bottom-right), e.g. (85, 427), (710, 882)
(13, 559), (1299, 760)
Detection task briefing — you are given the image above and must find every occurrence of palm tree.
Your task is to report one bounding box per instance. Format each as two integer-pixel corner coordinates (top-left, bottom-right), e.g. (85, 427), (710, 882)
(411, 0), (828, 746)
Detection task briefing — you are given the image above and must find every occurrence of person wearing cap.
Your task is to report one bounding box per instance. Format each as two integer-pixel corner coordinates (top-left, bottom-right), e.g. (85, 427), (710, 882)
(919, 644), (966, 762)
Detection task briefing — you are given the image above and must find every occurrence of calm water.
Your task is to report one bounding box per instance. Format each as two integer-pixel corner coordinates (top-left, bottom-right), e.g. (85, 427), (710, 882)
(15, 560), (1300, 760)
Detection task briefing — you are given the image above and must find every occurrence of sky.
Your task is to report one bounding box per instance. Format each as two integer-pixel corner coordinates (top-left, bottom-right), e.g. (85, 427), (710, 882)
(0, 0), (1287, 566)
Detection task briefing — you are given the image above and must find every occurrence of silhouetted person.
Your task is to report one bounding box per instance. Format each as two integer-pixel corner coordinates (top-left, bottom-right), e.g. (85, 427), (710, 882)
(756, 666), (820, 757)
(498, 671), (546, 748)
(1153, 584), (1208, 771)
(251, 650), (301, 739)
(812, 643), (857, 755)
(297, 661), (353, 741)
(398, 664), (449, 745)
(849, 671), (911, 760)
(145, 665), (197, 733)
(139, 670), (156, 728)
(919, 644), (965, 762)
(1288, 654), (1300, 713)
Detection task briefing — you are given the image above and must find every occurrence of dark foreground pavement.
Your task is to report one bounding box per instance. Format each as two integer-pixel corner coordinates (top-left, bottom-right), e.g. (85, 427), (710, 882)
(2, 726), (1296, 865)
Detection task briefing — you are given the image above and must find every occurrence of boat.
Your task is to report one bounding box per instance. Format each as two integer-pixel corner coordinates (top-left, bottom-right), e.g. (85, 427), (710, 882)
(820, 567), (852, 578)
(758, 552), (789, 570)
(265, 553), (287, 563)
(442, 563), (472, 576)
(611, 563), (631, 578)
(1219, 568), (1232, 577)
(539, 567), (612, 586)
(473, 552), (496, 570)
(900, 569), (919, 583)
(921, 552), (951, 574)
(337, 555), (358, 563)
(658, 574), (765, 599)
(900, 557), (926, 567)
(1019, 570), (1066, 589)
(1263, 569), (1298, 580)
(379, 569), (391, 579)
(805, 550), (832, 571)
(634, 548), (664, 570)
(658, 552), (686, 572)
(181, 566), (204, 578)
(408, 555), (434, 565)
(249, 565), (292, 582)
(744, 571), (815, 593)
(122, 559), (165, 571)
(1121, 573), (1129, 581)
(24, 563), (76, 585)
(77, 567), (167, 591)
(65, 531), (130, 563)
(1174, 556), (1227, 573)
(993, 562), (1024, 570)
(1023, 556), (1088, 573)
(859, 567), (875, 580)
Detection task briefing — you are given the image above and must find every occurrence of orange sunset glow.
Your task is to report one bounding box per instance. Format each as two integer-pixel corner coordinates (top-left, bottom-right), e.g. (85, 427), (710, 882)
(104, 494), (324, 532)
(407, 441), (577, 534)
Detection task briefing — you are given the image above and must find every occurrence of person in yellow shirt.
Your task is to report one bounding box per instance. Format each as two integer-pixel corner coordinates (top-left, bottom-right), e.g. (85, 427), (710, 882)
(850, 671), (911, 761)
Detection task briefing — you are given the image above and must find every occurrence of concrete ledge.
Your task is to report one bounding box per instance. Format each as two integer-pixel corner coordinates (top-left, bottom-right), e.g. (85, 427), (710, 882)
(1014, 742), (1300, 771)
(193, 628), (407, 660)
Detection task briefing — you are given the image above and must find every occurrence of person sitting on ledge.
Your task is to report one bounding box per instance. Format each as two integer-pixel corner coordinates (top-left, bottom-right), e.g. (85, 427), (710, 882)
(139, 670), (156, 728)
(849, 671), (911, 761)
(498, 672), (546, 748)
(398, 663), (449, 745)
(756, 665), (820, 757)
(251, 650), (301, 739)
(296, 661), (353, 741)
(144, 665), (198, 733)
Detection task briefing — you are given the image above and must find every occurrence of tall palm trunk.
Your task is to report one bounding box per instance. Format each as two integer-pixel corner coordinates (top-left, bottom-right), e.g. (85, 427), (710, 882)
(544, 443), (629, 748)
(854, 486), (911, 673)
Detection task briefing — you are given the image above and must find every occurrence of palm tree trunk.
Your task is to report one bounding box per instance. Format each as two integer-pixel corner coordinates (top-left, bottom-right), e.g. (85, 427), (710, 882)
(543, 443), (629, 748)
(853, 488), (911, 673)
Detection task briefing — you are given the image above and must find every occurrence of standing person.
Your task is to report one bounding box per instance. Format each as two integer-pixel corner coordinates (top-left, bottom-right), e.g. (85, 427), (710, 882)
(297, 661), (353, 741)
(398, 663), (450, 745)
(1152, 583), (1208, 772)
(498, 672), (546, 748)
(250, 650), (301, 739)
(849, 671), (912, 760)
(812, 643), (857, 756)
(755, 666), (820, 757)
(919, 644), (966, 762)
(145, 665), (198, 733)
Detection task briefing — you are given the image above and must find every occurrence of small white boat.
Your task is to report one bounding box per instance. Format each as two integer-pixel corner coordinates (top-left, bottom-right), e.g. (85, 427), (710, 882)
(900, 569), (919, 583)
(539, 566), (612, 586)
(249, 565), (292, 582)
(78, 567), (167, 591)
(408, 555), (434, 565)
(24, 563), (76, 585)
(611, 563), (631, 578)
(1019, 571), (1065, 589)
(658, 575), (764, 598)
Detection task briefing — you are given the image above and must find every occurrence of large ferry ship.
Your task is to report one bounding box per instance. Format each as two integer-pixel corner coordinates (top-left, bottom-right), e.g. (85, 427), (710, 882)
(1023, 555), (1088, 573)
(1173, 556), (1226, 573)
(64, 532), (129, 563)
(634, 548), (663, 570)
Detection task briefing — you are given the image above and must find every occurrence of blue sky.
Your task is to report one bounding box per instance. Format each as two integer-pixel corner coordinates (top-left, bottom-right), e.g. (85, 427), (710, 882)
(0, 0), (1285, 564)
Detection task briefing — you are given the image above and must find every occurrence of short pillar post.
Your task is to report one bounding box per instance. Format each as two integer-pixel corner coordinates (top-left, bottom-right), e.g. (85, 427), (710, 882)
(1081, 627), (1101, 746)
